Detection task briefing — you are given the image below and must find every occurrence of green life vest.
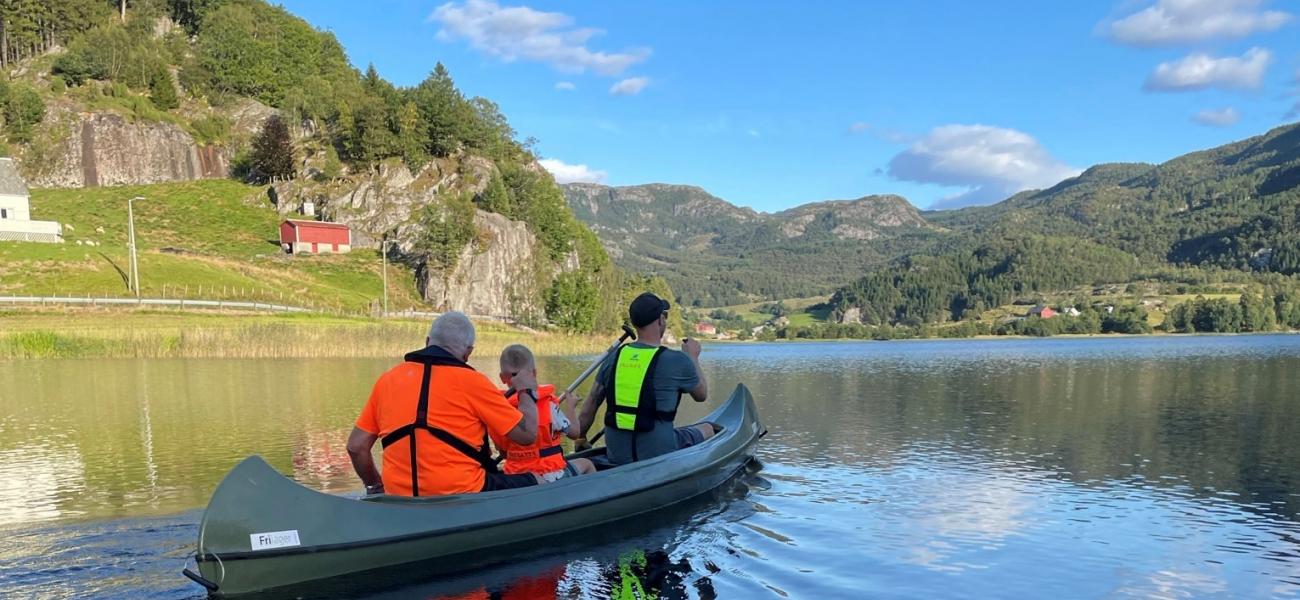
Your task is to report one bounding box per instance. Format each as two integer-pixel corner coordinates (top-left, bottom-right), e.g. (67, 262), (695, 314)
(604, 345), (669, 432)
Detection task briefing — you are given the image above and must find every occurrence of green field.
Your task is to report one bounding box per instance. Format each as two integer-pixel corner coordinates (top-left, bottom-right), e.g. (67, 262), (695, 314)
(0, 309), (608, 359)
(706, 296), (831, 326)
(0, 181), (425, 312)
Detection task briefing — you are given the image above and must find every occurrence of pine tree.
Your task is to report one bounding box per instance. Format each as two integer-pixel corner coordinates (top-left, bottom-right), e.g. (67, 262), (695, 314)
(396, 101), (427, 171)
(149, 68), (178, 110)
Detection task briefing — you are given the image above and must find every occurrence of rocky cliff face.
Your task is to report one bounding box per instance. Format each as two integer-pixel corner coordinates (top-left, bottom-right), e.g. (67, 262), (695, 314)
(24, 101), (275, 188)
(28, 110), (225, 187)
(419, 210), (542, 317)
(276, 155), (552, 318)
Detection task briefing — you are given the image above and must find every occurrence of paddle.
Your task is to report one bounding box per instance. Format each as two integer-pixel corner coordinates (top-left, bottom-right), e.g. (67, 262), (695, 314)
(565, 324), (635, 395)
(566, 325), (634, 448)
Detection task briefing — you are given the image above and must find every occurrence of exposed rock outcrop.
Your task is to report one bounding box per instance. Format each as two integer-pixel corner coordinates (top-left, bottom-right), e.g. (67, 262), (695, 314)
(25, 100), (275, 188)
(419, 210), (542, 317)
(275, 155), (551, 318)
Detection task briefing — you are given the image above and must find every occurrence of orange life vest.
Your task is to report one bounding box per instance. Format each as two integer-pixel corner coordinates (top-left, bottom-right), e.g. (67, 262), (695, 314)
(501, 384), (567, 475)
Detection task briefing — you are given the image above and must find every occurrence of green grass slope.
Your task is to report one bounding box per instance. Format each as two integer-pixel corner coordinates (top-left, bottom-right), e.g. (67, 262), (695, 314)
(0, 180), (425, 312)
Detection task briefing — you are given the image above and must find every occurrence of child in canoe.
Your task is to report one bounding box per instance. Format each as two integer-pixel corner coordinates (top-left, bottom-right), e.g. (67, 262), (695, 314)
(494, 344), (596, 481)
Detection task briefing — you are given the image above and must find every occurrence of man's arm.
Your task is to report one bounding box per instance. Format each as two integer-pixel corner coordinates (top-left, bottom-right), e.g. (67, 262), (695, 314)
(577, 380), (603, 438)
(558, 391), (583, 439)
(682, 338), (708, 402)
(346, 427), (383, 493)
(504, 370), (539, 445)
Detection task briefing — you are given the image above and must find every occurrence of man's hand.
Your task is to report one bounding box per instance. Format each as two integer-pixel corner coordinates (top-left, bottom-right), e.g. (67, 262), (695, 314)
(682, 337), (702, 359)
(512, 369), (539, 392)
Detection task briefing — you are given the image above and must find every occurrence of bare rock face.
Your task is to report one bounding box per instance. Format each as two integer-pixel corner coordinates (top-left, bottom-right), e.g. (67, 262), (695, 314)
(420, 210), (542, 318)
(28, 110), (229, 188)
(290, 155), (548, 319)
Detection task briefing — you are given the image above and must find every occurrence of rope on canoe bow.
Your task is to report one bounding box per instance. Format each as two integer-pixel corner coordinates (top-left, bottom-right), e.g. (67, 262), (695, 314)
(182, 551), (224, 592)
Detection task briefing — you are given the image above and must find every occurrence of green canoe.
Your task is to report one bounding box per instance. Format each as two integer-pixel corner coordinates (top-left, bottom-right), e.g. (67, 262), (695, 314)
(187, 383), (764, 597)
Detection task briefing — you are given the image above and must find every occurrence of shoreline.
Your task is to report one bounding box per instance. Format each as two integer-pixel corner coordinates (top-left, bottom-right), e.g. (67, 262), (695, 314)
(0, 308), (610, 360)
(701, 330), (1300, 345)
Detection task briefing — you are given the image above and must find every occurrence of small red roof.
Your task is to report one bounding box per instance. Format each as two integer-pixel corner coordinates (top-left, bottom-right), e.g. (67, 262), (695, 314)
(283, 219), (349, 230)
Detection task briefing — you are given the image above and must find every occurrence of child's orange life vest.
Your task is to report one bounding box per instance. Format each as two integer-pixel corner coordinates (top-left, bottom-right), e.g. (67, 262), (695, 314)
(500, 384), (567, 475)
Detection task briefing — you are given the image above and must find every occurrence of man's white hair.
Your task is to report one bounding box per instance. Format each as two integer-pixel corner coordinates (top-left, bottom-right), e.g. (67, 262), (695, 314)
(428, 311), (476, 357)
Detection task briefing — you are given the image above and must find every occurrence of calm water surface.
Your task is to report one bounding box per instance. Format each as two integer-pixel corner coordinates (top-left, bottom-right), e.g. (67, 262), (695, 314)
(1, 335), (1299, 598)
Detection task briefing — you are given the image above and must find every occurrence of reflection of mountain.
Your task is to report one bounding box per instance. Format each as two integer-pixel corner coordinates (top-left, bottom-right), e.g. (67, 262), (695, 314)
(701, 338), (1300, 517)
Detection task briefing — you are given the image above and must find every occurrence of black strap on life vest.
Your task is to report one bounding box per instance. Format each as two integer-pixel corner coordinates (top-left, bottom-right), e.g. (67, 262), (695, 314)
(379, 346), (499, 497)
(603, 346), (678, 432)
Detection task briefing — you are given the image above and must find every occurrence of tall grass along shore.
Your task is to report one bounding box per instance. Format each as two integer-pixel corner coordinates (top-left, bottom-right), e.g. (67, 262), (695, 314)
(0, 309), (610, 360)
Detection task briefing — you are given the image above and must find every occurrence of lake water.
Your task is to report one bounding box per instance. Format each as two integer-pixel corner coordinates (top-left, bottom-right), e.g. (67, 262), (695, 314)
(2, 335), (1299, 598)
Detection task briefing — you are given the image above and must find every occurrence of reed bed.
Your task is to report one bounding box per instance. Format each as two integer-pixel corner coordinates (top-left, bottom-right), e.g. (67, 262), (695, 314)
(0, 311), (608, 359)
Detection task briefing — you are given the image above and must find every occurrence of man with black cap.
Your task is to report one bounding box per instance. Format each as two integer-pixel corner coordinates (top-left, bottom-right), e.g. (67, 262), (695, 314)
(576, 292), (714, 465)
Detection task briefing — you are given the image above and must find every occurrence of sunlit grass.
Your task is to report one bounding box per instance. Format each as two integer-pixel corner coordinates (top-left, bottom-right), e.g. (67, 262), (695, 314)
(0, 309), (608, 359)
(0, 181), (426, 312)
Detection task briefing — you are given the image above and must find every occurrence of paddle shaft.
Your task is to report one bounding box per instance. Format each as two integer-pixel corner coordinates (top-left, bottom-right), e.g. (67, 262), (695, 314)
(564, 324), (634, 396)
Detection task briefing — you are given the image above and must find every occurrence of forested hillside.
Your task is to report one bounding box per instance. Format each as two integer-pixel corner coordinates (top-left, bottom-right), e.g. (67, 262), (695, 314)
(829, 122), (1300, 334)
(564, 122), (1300, 337)
(0, 0), (671, 333)
(563, 183), (935, 306)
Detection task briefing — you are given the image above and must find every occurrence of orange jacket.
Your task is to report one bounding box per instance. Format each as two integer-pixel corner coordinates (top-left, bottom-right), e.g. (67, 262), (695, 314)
(499, 384), (568, 475)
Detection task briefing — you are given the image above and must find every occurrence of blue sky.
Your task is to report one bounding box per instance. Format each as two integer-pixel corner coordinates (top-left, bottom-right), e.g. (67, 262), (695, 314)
(278, 0), (1300, 211)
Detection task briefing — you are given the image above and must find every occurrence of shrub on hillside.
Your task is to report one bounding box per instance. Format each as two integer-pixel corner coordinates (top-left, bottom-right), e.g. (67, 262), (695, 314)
(0, 83), (46, 143)
(150, 69), (180, 111)
(250, 115), (295, 182)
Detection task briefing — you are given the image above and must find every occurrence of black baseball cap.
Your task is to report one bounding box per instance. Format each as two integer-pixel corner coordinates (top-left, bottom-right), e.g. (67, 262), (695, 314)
(629, 292), (671, 328)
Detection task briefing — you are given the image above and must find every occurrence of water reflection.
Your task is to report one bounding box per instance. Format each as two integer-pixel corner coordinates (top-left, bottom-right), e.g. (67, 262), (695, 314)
(1, 335), (1299, 598)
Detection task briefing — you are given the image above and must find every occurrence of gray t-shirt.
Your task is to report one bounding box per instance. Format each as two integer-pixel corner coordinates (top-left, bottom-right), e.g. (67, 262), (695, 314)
(596, 342), (700, 464)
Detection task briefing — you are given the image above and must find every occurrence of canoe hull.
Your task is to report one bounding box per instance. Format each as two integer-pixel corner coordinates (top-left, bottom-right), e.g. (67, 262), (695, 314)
(194, 384), (762, 597)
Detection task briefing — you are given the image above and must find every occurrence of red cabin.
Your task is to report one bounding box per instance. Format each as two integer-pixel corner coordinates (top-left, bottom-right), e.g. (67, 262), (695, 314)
(280, 219), (352, 255)
(1028, 305), (1058, 319)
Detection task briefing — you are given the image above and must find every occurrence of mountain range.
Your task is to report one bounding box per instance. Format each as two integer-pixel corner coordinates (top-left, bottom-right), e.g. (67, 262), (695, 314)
(562, 183), (935, 306)
(565, 121), (1300, 315)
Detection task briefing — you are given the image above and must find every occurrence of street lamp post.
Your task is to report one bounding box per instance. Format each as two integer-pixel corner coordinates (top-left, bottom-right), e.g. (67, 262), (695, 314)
(381, 236), (389, 317)
(128, 196), (143, 297)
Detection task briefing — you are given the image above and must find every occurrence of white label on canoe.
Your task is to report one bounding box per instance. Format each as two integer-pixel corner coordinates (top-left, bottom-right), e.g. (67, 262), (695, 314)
(249, 530), (301, 551)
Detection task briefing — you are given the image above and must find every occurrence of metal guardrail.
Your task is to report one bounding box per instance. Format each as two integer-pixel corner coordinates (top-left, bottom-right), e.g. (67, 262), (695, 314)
(0, 296), (518, 323)
(0, 295), (312, 313)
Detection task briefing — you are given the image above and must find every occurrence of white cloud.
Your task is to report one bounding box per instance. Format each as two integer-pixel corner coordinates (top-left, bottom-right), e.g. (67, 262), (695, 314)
(886, 124), (1081, 209)
(554, 81), (576, 91)
(848, 121), (871, 134)
(539, 158), (607, 184)
(609, 76), (649, 96)
(1192, 106), (1242, 126)
(1106, 0), (1292, 46)
(1144, 47), (1271, 91)
(431, 0), (650, 76)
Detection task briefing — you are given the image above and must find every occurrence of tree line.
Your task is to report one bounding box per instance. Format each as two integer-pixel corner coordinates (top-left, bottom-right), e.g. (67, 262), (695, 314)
(1164, 290), (1300, 333)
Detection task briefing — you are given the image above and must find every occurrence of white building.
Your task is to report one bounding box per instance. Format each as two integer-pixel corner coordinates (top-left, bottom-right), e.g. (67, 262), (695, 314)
(0, 158), (61, 243)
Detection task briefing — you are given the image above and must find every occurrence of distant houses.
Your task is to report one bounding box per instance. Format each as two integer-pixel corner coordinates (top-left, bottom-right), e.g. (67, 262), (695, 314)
(1028, 305), (1058, 319)
(279, 219), (351, 255)
(0, 158), (62, 243)
(694, 322), (717, 336)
